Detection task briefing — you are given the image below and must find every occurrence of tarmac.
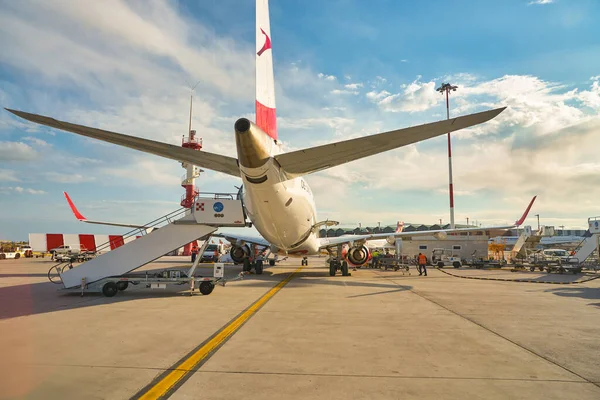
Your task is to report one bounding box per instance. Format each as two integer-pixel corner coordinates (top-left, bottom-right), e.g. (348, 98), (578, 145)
(0, 256), (599, 399)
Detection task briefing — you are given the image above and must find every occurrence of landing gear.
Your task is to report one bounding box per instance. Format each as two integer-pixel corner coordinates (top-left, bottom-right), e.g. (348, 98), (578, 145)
(329, 260), (337, 276)
(329, 260), (350, 276)
(301, 257), (308, 266)
(116, 281), (129, 291)
(255, 259), (264, 275)
(102, 282), (118, 297)
(269, 259), (276, 266)
(341, 261), (349, 276)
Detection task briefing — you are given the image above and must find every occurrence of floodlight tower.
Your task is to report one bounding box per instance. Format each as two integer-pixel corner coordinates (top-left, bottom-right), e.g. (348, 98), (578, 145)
(436, 82), (458, 229)
(181, 82), (203, 256)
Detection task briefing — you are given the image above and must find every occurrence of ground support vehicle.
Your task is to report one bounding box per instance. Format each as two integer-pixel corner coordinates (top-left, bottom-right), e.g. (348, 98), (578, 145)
(431, 248), (462, 268)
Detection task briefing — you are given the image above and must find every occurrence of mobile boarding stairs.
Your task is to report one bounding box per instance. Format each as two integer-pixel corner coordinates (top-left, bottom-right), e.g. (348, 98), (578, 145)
(48, 194), (247, 297)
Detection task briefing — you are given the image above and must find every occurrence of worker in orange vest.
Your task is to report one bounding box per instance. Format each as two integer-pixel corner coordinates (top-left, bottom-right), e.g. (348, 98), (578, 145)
(191, 244), (199, 263)
(418, 252), (427, 276)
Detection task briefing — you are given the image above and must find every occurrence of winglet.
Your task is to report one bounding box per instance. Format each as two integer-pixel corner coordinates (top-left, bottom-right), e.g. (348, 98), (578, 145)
(515, 196), (537, 226)
(396, 221), (404, 233)
(63, 192), (87, 221)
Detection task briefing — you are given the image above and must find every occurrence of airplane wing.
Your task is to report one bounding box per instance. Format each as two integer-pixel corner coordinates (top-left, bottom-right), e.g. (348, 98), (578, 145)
(319, 196), (536, 249)
(63, 192), (148, 229)
(5, 109), (241, 177)
(275, 107), (506, 178)
(212, 232), (271, 248)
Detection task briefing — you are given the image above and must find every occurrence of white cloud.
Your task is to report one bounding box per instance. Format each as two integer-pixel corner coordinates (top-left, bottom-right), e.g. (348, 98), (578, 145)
(22, 136), (51, 147)
(528, 0), (553, 5)
(0, 186), (46, 194)
(43, 172), (93, 184)
(366, 90), (391, 102)
(0, 169), (19, 182)
(367, 77), (440, 113)
(344, 83), (363, 90)
(318, 73), (336, 81)
(0, 141), (37, 161)
(331, 89), (359, 95)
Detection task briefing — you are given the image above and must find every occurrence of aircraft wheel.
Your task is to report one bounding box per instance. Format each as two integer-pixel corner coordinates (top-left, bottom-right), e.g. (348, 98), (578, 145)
(530, 266), (535, 272)
(341, 261), (349, 276)
(329, 261), (336, 276)
(269, 259), (275, 266)
(255, 260), (264, 275)
(102, 282), (118, 297)
(199, 281), (214, 295)
(116, 281), (129, 291)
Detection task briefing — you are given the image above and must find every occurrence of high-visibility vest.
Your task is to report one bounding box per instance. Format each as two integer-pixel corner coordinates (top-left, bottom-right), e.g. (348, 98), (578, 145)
(192, 247), (199, 254)
(418, 254), (427, 265)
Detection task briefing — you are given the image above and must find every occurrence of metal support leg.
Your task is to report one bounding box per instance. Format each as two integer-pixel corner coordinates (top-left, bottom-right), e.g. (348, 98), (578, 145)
(187, 238), (211, 278)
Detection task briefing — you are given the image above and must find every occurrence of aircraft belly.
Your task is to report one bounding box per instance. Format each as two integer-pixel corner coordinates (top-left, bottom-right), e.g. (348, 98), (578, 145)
(243, 180), (314, 251)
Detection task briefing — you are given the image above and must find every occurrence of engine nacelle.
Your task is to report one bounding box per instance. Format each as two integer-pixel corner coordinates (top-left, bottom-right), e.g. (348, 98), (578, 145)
(434, 231), (448, 240)
(346, 245), (371, 266)
(230, 244), (250, 264)
(386, 236), (396, 245)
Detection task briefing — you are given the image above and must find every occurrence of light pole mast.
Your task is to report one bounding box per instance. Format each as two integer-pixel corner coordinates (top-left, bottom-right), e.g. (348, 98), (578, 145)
(436, 82), (458, 229)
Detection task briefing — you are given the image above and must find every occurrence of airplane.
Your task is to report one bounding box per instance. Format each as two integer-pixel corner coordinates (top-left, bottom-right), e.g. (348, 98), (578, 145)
(5, 0), (536, 277)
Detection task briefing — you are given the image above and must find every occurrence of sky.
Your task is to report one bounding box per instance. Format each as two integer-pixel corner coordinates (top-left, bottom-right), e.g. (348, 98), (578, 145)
(1, 0), (599, 241)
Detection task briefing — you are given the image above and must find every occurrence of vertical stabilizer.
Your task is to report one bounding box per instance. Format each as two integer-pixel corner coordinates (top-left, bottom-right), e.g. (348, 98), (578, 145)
(256, 0), (277, 140)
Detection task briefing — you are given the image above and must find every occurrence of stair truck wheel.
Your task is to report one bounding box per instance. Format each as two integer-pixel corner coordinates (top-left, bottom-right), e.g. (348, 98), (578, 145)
(453, 261), (461, 268)
(102, 282), (118, 297)
(199, 281), (214, 295)
(341, 261), (349, 276)
(329, 261), (336, 276)
(116, 281), (129, 291)
(269, 259), (275, 266)
(437, 262), (444, 268)
(255, 260), (264, 275)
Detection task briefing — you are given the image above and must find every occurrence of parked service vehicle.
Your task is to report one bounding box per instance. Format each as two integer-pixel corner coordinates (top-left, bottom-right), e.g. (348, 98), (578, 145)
(50, 244), (94, 261)
(431, 248), (462, 268)
(200, 243), (226, 263)
(0, 246), (31, 260)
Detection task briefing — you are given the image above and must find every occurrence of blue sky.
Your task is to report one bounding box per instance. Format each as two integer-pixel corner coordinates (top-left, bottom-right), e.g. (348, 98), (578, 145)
(1, 0), (599, 240)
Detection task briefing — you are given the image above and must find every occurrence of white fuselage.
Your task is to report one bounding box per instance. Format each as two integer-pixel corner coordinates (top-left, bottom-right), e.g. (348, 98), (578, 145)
(238, 140), (320, 255)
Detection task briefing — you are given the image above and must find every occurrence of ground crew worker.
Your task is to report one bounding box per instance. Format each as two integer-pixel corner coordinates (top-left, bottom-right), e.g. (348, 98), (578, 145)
(418, 252), (427, 276)
(191, 244), (199, 263)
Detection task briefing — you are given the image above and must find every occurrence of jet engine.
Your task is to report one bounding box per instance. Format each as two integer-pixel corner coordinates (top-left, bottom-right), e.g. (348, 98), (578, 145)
(434, 231), (448, 240)
(346, 244), (371, 266)
(230, 244), (250, 264)
(386, 236), (396, 245)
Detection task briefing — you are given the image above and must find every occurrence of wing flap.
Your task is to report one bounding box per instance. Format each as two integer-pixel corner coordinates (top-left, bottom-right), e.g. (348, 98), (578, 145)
(276, 107), (505, 178)
(5, 109), (240, 177)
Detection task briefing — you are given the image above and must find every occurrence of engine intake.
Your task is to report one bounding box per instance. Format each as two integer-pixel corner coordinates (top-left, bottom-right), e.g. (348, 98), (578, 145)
(230, 244), (250, 264)
(346, 245), (370, 266)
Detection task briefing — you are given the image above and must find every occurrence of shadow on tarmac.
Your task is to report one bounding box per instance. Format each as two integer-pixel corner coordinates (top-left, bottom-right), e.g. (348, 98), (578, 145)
(545, 287), (600, 301)
(0, 265), (414, 320)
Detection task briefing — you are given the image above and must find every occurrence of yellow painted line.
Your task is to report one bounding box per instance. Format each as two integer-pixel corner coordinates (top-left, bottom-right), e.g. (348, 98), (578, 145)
(136, 266), (303, 400)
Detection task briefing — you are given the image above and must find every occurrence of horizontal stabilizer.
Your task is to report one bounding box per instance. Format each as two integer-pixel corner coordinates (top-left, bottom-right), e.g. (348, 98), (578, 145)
(275, 107), (505, 178)
(5, 109), (240, 177)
